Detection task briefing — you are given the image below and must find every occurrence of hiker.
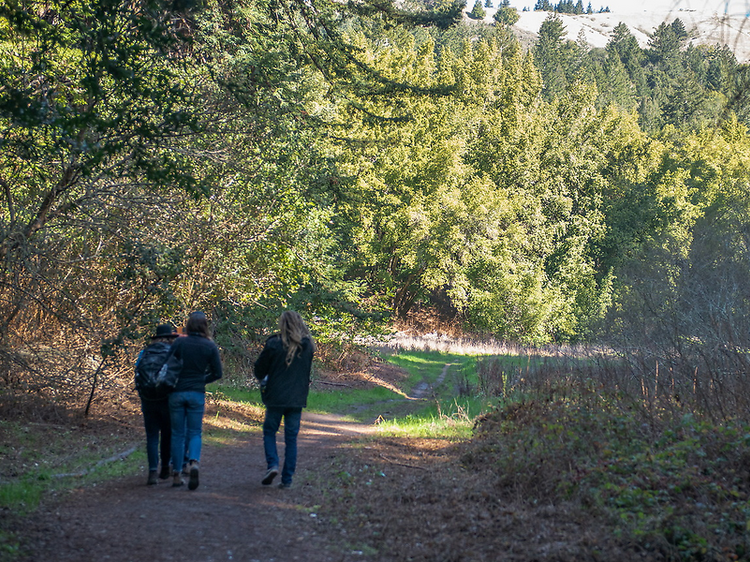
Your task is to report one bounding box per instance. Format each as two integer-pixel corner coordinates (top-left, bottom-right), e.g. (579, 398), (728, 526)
(135, 323), (180, 485)
(167, 311), (223, 490)
(254, 310), (316, 489)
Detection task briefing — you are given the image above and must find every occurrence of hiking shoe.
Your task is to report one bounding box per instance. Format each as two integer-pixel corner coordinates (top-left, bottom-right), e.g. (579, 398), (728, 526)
(188, 461), (200, 491)
(147, 470), (158, 486)
(159, 465), (171, 480)
(278, 482), (291, 489)
(181, 463), (190, 477)
(172, 471), (184, 487)
(262, 467), (279, 486)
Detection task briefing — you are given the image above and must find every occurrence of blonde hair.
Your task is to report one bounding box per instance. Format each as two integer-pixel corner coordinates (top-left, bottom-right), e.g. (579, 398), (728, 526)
(278, 310), (315, 366)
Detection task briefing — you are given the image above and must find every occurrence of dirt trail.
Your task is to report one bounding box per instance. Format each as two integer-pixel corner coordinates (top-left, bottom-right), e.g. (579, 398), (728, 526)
(11, 412), (378, 562)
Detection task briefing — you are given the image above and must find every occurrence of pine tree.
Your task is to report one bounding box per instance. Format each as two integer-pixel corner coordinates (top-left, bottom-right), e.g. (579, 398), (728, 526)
(470, 0), (486, 19)
(494, 5), (520, 26)
(670, 18), (688, 40)
(534, 14), (571, 99)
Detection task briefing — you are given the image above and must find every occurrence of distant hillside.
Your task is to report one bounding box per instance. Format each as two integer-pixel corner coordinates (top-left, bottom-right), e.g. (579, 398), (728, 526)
(467, 8), (750, 62)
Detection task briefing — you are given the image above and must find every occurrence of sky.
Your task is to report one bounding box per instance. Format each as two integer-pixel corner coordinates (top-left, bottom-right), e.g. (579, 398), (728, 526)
(509, 0), (750, 16)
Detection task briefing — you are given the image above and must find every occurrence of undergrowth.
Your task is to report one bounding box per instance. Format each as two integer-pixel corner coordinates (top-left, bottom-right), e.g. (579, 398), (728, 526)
(464, 386), (750, 560)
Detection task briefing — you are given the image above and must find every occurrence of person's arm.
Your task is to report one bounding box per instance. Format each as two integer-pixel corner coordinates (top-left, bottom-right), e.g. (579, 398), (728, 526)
(253, 338), (274, 380)
(205, 343), (223, 384)
(134, 348), (145, 388)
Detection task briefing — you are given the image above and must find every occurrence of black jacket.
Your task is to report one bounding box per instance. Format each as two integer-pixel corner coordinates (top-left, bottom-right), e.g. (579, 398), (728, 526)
(170, 333), (223, 393)
(254, 335), (313, 408)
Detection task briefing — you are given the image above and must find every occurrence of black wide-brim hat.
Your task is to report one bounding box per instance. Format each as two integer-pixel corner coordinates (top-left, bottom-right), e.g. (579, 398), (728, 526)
(152, 323), (179, 339)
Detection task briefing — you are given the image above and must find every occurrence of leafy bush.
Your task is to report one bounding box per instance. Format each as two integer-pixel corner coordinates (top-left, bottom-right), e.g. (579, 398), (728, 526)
(465, 388), (750, 559)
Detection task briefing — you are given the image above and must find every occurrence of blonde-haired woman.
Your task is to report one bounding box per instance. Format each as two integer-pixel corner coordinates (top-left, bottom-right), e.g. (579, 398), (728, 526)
(254, 310), (316, 488)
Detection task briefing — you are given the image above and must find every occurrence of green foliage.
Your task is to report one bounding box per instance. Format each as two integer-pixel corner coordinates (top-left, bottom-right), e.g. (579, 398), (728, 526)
(469, 0), (485, 19)
(493, 5), (519, 26)
(533, 14), (575, 100)
(3, 0), (750, 415)
(466, 391), (750, 558)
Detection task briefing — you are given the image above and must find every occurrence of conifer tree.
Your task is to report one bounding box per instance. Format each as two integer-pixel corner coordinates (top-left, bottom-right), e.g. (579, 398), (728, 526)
(471, 0), (487, 19)
(494, 4), (520, 26)
(534, 14), (571, 99)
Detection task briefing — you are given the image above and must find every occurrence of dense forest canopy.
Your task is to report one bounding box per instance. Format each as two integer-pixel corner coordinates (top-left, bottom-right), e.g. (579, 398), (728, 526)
(1, 0), (750, 411)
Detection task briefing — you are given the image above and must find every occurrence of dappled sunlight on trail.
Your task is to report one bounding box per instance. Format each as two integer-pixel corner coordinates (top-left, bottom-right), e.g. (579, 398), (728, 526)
(301, 412), (380, 438)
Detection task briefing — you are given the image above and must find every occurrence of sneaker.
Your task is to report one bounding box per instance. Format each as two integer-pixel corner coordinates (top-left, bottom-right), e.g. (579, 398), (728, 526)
(159, 465), (171, 480)
(188, 461), (200, 491)
(262, 467), (279, 486)
(147, 470), (158, 486)
(172, 471), (184, 487)
(278, 482), (291, 489)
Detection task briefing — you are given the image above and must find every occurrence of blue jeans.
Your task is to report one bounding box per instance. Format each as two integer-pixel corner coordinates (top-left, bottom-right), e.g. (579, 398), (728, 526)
(169, 391), (205, 470)
(141, 398), (171, 471)
(263, 407), (302, 486)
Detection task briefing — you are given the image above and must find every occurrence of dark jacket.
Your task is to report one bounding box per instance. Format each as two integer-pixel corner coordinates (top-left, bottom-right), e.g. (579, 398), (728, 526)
(170, 333), (223, 393)
(254, 335), (313, 408)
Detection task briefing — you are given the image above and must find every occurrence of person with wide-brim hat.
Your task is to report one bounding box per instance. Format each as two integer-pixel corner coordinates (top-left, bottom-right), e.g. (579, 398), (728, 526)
(135, 323), (179, 485)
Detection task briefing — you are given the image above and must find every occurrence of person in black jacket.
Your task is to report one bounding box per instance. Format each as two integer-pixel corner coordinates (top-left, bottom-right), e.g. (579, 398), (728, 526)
(168, 311), (223, 490)
(254, 310), (315, 488)
(135, 323), (179, 485)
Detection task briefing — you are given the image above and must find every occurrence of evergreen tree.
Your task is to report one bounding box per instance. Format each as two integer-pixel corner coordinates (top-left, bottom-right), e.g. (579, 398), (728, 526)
(471, 0), (486, 19)
(671, 18), (688, 40)
(534, 14), (572, 100)
(600, 55), (638, 111)
(494, 4), (520, 26)
(648, 22), (682, 65)
(606, 23), (648, 96)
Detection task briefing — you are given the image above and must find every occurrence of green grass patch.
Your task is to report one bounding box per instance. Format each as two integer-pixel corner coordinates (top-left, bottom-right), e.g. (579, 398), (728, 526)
(385, 350), (464, 393)
(376, 395), (494, 440)
(0, 419), (144, 506)
(217, 350), (494, 432)
(306, 386), (402, 420)
(0, 444), (143, 515)
(213, 387), (258, 403)
(374, 352), (495, 439)
(0, 478), (44, 516)
(217, 383), (405, 421)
